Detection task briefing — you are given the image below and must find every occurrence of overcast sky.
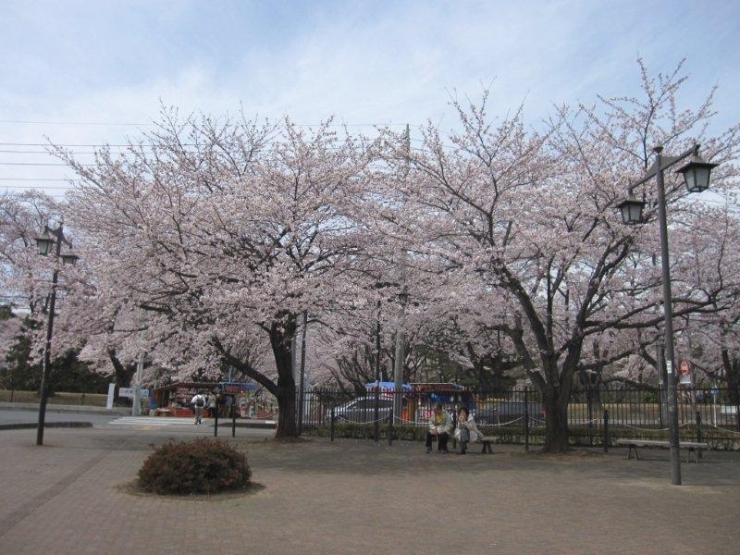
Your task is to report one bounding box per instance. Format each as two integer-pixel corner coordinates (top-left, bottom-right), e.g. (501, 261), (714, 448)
(1, 0), (738, 199)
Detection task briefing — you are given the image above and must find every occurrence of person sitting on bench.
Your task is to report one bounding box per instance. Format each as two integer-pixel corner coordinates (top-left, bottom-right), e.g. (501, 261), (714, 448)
(426, 402), (453, 454)
(454, 406), (484, 455)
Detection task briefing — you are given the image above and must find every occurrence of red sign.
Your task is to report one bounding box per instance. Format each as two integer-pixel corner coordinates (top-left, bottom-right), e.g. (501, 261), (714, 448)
(679, 360), (691, 375)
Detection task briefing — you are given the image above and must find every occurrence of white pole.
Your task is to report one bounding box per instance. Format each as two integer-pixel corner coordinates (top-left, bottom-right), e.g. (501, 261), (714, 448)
(132, 355), (143, 416)
(132, 310), (146, 416)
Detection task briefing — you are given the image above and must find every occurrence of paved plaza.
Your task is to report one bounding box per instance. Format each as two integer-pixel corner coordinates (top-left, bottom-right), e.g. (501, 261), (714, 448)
(0, 412), (738, 554)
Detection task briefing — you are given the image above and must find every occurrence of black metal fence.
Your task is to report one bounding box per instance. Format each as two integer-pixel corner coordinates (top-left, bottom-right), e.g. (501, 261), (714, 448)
(296, 384), (740, 447)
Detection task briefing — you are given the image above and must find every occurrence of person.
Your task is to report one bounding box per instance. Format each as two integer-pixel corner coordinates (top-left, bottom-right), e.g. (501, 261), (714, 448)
(425, 402), (452, 454)
(191, 391), (206, 425)
(223, 394), (233, 418)
(454, 406), (484, 455)
(207, 392), (217, 418)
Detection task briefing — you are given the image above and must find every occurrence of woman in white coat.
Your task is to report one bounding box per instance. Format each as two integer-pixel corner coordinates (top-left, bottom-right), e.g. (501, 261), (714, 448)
(454, 406), (484, 455)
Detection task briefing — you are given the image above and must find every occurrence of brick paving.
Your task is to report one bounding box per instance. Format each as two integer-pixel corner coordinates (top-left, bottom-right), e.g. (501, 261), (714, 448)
(0, 417), (738, 554)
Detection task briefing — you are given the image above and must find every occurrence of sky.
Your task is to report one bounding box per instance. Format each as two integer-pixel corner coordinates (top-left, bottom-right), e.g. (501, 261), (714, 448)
(1, 0), (739, 199)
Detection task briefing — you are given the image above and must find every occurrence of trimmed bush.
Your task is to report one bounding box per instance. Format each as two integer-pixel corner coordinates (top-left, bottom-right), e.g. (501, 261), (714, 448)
(138, 437), (251, 495)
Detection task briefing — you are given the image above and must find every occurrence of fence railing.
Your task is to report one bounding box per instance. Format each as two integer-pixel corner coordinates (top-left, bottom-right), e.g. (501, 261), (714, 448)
(296, 385), (740, 445)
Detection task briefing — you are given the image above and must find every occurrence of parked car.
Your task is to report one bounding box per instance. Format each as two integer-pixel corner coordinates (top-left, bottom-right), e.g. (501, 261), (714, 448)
(327, 396), (394, 423)
(475, 400), (545, 426)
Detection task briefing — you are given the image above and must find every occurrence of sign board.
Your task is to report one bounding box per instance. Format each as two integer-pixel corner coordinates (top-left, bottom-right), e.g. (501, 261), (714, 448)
(678, 360), (692, 385)
(119, 387), (150, 398)
(219, 382), (257, 395)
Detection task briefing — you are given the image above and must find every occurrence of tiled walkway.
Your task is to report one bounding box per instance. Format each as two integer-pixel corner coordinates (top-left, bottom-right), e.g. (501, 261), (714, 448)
(1, 420), (738, 554)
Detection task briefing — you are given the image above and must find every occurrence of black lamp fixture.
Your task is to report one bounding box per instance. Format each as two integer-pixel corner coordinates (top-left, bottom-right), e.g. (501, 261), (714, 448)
(616, 196), (646, 225)
(35, 226), (79, 264)
(675, 154), (718, 193)
(35, 232), (55, 256)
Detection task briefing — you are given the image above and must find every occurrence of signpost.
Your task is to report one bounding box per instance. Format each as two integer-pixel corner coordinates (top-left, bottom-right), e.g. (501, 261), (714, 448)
(218, 382), (257, 438)
(711, 383), (719, 426)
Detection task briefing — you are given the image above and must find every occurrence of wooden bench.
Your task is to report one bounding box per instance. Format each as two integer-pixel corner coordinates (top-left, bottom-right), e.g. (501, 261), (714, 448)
(615, 439), (708, 462)
(451, 435), (498, 454)
(479, 436), (497, 454)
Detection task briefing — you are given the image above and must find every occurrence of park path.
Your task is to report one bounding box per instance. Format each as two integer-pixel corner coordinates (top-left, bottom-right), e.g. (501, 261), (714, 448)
(0, 426), (738, 554)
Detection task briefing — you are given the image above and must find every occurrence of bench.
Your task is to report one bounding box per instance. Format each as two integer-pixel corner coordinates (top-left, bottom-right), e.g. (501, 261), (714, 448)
(478, 436), (497, 454)
(615, 439), (709, 462)
(450, 435), (498, 454)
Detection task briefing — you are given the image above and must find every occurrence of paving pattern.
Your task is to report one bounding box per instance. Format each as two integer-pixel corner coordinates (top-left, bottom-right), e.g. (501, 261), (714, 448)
(0, 422), (738, 555)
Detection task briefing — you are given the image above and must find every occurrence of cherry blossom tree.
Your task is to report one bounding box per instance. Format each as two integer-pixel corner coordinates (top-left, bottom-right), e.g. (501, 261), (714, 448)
(376, 61), (740, 452)
(57, 111), (375, 437)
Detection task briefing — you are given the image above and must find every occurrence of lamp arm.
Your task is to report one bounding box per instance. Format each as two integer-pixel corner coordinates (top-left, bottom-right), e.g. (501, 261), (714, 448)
(627, 144), (700, 195)
(44, 224), (74, 250)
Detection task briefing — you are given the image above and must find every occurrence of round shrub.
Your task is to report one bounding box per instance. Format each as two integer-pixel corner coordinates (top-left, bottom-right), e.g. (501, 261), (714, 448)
(138, 437), (252, 495)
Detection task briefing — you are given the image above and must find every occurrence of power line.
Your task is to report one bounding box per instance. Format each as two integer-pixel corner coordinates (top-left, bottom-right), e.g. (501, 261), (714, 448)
(2, 183), (71, 188)
(0, 119), (411, 129)
(0, 119), (148, 126)
(0, 142), (143, 148)
(0, 178), (78, 182)
(0, 162), (88, 167)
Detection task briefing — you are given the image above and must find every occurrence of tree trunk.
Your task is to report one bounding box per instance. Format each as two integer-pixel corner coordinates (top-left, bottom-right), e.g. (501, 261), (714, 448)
(542, 393), (570, 452)
(106, 347), (135, 404)
(722, 348), (739, 405)
(270, 319), (298, 438)
(538, 354), (578, 453)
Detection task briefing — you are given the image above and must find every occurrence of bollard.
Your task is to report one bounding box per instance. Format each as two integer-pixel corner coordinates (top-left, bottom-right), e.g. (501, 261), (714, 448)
(388, 407), (394, 446)
(603, 409), (609, 453)
(695, 411), (703, 460)
(524, 388), (530, 452)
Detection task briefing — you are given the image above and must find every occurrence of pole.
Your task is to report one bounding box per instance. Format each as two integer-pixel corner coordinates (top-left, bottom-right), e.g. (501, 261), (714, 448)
(132, 355), (143, 417)
(656, 341), (666, 427)
(232, 396), (237, 438)
(36, 230), (62, 446)
(213, 393), (219, 437)
(393, 267), (407, 425)
(393, 128), (411, 424)
(297, 311), (308, 435)
(373, 300), (381, 443)
(655, 147), (682, 485)
(132, 311), (147, 417)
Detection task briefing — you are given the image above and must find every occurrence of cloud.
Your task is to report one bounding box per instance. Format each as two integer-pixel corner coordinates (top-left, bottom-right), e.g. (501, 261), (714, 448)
(1, 0), (738, 198)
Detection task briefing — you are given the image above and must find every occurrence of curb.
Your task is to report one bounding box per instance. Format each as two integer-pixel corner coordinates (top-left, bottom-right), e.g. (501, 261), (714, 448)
(0, 402), (130, 415)
(0, 421), (94, 431)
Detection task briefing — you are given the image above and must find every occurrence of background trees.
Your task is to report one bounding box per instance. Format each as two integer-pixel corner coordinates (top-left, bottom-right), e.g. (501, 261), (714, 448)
(1, 62), (737, 449)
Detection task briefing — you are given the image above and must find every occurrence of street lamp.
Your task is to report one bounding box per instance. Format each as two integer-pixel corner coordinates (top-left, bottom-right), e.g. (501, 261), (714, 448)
(618, 145), (717, 485)
(34, 222), (77, 446)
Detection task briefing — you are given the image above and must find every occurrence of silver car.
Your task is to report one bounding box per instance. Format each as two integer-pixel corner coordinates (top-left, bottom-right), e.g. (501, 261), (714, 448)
(328, 396), (393, 423)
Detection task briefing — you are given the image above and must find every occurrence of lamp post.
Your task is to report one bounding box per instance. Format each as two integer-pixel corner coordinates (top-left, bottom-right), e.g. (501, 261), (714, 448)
(34, 222), (78, 446)
(617, 145), (717, 485)
(373, 299), (382, 443)
(393, 252), (408, 425)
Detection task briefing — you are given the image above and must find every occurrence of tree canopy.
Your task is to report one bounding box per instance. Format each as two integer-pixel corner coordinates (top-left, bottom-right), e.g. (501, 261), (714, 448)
(2, 61), (738, 449)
